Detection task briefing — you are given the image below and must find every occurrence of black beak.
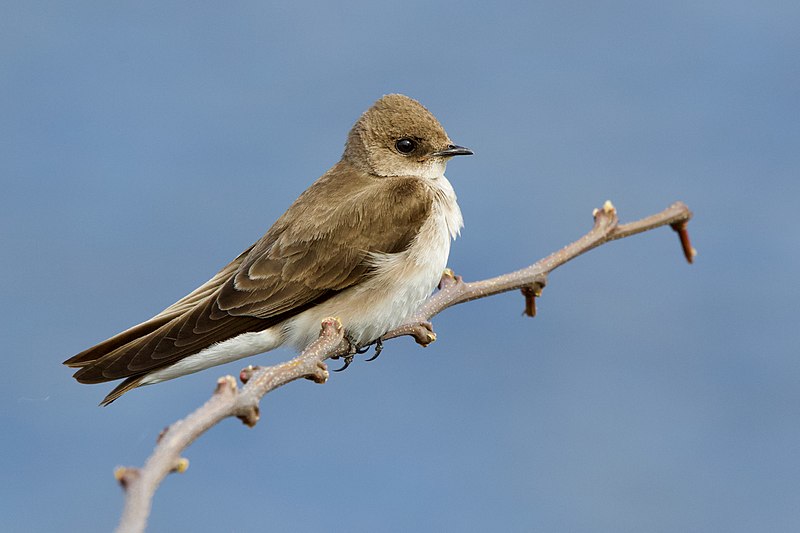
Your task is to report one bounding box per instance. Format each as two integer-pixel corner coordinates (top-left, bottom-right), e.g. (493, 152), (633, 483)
(432, 144), (473, 157)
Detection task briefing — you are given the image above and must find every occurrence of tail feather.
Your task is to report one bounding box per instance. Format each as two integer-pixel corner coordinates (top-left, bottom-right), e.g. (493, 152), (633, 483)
(100, 374), (147, 406)
(63, 314), (176, 368)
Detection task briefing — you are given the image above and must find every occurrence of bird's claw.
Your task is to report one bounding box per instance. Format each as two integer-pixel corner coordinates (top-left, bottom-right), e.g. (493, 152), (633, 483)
(365, 338), (384, 362)
(333, 353), (354, 372)
(333, 337), (384, 371)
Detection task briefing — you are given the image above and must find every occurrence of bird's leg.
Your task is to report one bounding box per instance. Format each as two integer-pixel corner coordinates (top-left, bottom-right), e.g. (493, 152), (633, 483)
(333, 333), (362, 372)
(333, 336), (384, 371)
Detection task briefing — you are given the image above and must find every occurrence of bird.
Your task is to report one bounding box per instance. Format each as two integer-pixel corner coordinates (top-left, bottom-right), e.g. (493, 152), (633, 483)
(64, 94), (473, 405)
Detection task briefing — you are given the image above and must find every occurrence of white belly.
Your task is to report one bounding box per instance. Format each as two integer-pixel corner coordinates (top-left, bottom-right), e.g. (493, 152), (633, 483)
(142, 176), (462, 385)
(284, 175), (462, 349)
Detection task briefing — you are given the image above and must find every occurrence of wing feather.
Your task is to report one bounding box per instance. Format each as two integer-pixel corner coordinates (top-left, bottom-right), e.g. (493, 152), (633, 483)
(66, 165), (434, 386)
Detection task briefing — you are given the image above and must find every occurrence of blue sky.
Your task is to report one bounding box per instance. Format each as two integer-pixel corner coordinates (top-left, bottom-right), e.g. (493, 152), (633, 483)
(2, 1), (799, 531)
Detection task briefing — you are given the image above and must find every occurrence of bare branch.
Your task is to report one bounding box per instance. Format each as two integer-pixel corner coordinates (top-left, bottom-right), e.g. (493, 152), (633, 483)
(115, 200), (693, 532)
(116, 318), (347, 533)
(384, 200), (692, 340)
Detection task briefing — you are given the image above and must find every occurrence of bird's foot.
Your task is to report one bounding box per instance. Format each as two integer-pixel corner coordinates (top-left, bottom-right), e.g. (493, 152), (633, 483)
(333, 353), (355, 372)
(333, 334), (363, 372)
(333, 337), (384, 371)
(364, 338), (384, 362)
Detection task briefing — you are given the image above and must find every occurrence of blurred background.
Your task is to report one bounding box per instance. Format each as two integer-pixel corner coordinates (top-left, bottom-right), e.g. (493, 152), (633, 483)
(2, 1), (798, 531)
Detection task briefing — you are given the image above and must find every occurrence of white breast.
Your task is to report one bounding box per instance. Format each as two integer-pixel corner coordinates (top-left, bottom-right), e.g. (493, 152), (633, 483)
(284, 175), (462, 350)
(141, 176), (462, 386)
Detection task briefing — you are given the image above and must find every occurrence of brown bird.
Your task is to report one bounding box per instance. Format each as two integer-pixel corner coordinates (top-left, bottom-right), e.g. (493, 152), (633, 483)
(65, 94), (472, 405)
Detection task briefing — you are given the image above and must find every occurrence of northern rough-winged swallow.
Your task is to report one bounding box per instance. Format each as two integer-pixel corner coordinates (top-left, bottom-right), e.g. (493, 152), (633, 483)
(65, 94), (472, 405)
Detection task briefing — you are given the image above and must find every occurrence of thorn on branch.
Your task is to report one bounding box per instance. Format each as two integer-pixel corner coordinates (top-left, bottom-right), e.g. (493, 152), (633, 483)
(520, 282), (544, 317)
(114, 466), (140, 491)
(670, 221), (697, 264)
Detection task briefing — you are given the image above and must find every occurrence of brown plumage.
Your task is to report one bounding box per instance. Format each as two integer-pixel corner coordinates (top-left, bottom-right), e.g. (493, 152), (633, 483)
(65, 94), (471, 405)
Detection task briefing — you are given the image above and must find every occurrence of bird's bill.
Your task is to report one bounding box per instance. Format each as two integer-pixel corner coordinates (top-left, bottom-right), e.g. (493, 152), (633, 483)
(432, 144), (473, 157)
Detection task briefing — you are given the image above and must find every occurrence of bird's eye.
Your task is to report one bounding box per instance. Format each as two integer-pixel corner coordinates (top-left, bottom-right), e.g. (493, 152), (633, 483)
(395, 138), (416, 154)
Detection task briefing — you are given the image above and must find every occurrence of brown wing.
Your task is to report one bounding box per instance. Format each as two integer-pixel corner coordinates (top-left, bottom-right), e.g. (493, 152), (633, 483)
(63, 245), (255, 369)
(65, 165), (433, 388)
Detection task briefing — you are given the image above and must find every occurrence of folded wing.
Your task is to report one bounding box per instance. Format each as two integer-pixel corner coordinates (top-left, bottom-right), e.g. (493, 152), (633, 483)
(64, 169), (433, 395)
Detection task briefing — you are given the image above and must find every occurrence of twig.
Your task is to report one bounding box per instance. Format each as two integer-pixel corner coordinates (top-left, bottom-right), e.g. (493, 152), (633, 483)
(114, 200), (693, 532)
(115, 318), (347, 533)
(383, 200), (692, 341)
